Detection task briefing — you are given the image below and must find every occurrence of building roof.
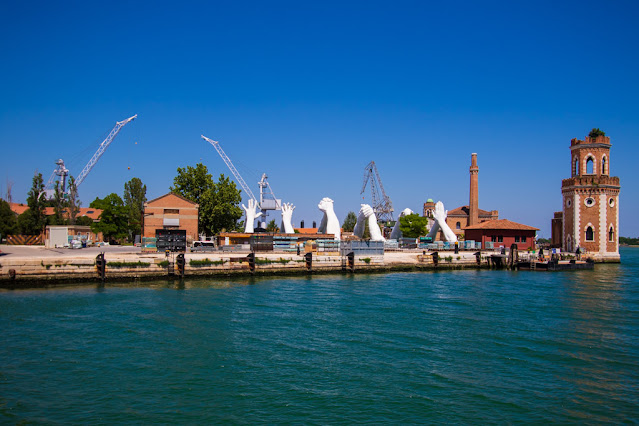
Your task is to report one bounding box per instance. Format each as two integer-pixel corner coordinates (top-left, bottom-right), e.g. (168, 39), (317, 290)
(294, 228), (319, 234)
(145, 192), (199, 207)
(447, 205), (496, 217)
(9, 203), (102, 220)
(464, 219), (539, 231)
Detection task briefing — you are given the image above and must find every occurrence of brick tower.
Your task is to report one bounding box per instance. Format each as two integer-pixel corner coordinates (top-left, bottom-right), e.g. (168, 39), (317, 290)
(469, 153), (479, 226)
(561, 132), (620, 261)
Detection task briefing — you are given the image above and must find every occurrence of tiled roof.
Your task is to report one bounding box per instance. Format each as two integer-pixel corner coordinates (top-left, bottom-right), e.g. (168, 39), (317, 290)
(294, 228), (319, 234)
(464, 219), (539, 231)
(10, 203), (102, 220)
(447, 205), (495, 216)
(145, 192), (199, 207)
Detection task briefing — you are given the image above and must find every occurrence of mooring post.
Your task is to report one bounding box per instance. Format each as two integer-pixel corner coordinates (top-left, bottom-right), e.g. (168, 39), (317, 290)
(95, 253), (106, 281)
(305, 252), (312, 271)
(347, 252), (355, 272)
(176, 253), (185, 276)
(247, 252), (255, 273)
(432, 251), (439, 266)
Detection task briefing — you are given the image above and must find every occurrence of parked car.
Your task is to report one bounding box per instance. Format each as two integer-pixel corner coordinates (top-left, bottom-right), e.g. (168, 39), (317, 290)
(190, 241), (216, 252)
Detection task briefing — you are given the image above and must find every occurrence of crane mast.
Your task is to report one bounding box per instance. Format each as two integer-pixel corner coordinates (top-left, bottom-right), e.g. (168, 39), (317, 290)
(361, 161), (394, 222)
(201, 135), (258, 202)
(75, 114), (137, 187)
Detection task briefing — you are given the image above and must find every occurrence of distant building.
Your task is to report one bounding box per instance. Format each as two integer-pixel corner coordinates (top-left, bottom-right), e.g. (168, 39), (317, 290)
(8, 202), (102, 222)
(45, 225), (103, 248)
(142, 193), (199, 243)
(551, 132), (620, 261)
(464, 219), (539, 250)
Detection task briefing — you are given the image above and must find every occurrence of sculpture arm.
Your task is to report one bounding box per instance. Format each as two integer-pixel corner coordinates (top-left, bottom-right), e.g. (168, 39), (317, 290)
(390, 208), (413, 240)
(367, 213), (385, 241)
(353, 205), (367, 238)
(242, 199), (262, 233)
(281, 203), (295, 234)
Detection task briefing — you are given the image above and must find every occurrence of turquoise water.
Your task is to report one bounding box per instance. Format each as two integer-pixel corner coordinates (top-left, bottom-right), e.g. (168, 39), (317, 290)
(1, 249), (638, 423)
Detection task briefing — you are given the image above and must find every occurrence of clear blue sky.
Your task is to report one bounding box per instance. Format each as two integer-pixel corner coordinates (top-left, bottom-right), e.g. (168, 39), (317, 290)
(1, 0), (638, 237)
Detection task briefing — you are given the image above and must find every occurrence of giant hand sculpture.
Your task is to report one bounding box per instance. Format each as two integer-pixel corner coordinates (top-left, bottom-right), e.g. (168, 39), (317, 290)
(426, 201), (457, 242)
(390, 208), (414, 240)
(317, 197), (341, 240)
(280, 203), (295, 234)
(353, 204), (385, 242)
(242, 199), (263, 233)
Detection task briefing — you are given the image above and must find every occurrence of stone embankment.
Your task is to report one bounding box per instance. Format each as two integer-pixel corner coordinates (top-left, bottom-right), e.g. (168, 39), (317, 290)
(0, 246), (487, 288)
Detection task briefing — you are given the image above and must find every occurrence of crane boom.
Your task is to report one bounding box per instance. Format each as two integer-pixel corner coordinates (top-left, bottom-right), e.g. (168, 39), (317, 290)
(75, 114), (137, 187)
(201, 135), (258, 202)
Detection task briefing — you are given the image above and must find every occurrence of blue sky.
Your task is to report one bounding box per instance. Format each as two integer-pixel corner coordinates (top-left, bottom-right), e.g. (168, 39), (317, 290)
(1, 0), (638, 237)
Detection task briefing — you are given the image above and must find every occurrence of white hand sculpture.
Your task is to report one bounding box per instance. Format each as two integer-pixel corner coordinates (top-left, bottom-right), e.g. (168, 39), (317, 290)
(317, 197), (341, 240)
(390, 208), (414, 240)
(280, 203), (295, 234)
(353, 204), (371, 238)
(366, 208), (385, 242)
(242, 199), (263, 233)
(428, 201), (457, 242)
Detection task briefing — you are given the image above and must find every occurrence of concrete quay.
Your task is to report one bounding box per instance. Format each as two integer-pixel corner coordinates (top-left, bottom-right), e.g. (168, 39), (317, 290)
(0, 245), (487, 288)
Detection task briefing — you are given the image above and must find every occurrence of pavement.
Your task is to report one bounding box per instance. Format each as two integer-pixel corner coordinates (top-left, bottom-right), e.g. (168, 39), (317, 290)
(0, 245), (141, 259)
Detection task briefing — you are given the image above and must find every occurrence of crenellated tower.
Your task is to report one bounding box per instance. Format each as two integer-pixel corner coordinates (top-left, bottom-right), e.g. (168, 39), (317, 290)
(561, 132), (620, 260)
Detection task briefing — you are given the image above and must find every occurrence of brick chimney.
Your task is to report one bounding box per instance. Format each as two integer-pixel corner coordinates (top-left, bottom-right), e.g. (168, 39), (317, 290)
(469, 153), (479, 226)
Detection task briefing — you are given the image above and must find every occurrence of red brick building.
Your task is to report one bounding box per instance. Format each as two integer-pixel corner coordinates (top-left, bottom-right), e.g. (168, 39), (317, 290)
(552, 133), (620, 261)
(143, 193), (199, 243)
(464, 219), (538, 250)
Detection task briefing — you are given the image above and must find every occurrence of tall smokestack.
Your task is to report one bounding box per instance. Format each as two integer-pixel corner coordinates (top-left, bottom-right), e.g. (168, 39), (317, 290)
(469, 153), (479, 226)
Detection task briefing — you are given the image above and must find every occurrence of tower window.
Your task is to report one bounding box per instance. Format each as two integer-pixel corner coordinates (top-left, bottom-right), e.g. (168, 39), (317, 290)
(602, 157), (607, 175)
(609, 198), (615, 208)
(585, 226), (594, 242)
(609, 226), (614, 242)
(586, 157), (594, 174)
(585, 197), (595, 207)
(574, 158), (579, 176)
(456, 222), (461, 230)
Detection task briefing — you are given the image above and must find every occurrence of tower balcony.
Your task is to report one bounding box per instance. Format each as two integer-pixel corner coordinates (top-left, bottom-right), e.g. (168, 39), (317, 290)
(562, 175), (620, 189)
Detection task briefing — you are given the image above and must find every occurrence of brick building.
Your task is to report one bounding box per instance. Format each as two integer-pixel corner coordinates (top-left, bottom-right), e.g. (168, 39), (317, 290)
(142, 193), (199, 243)
(552, 133), (620, 261)
(464, 219), (538, 251)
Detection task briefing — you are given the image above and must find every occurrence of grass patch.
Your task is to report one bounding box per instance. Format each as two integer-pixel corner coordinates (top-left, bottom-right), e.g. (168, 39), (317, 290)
(107, 261), (151, 268)
(256, 257), (292, 265)
(157, 260), (169, 268)
(360, 257), (371, 264)
(189, 258), (225, 266)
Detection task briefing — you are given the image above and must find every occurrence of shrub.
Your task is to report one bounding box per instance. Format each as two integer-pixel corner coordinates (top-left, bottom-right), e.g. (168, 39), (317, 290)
(189, 258), (225, 266)
(107, 261), (151, 268)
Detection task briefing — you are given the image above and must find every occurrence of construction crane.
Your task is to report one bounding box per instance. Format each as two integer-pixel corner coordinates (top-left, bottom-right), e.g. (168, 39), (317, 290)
(361, 161), (394, 222)
(44, 114), (137, 198)
(201, 135), (281, 227)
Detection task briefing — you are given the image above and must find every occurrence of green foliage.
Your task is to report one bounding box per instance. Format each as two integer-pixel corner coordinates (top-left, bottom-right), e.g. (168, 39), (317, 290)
(0, 199), (18, 238)
(619, 236), (639, 245)
(107, 261), (151, 268)
(589, 128), (606, 138)
(50, 181), (66, 226)
(360, 257), (372, 264)
(399, 214), (428, 238)
(66, 176), (80, 225)
(75, 216), (94, 226)
(342, 211), (357, 232)
(189, 258), (225, 266)
(171, 163), (242, 235)
(21, 172), (47, 235)
(124, 177), (147, 241)
(157, 260), (169, 267)
(266, 219), (279, 233)
(90, 193), (128, 242)
(255, 257), (291, 265)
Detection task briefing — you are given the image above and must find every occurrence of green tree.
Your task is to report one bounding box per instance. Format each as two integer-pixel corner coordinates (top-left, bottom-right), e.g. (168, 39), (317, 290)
(20, 172), (47, 235)
(342, 211), (357, 232)
(266, 219), (279, 233)
(50, 181), (66, 226)
(75, 215), (94, 226)
(589, 128), (605, 138)
(399, 214), (428, 238)
(67, 176), (80, 225)
(124, 177), (147, 241)
(90, 193), (128, 242)
(170, 164), (242, 235)
(0, 199), (18, 238)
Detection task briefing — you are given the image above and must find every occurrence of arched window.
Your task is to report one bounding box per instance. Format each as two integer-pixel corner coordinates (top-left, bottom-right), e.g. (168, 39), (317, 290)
(585, 226), (594, 241)
(456, 222), (461, 230)
(602, 157), (607, 175)
(609, 226), (614, 242)
(574, 158), (579, 176)
(586, 157), (594, 174)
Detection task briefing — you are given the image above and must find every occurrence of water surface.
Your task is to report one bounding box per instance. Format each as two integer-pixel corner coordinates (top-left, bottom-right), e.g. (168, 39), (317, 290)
(1, 248), (638, 423)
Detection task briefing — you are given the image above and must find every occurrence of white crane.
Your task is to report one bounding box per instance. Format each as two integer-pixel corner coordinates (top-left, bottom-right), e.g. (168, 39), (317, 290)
(201, 135), (281, 227)
(44, 114), (137, 198)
